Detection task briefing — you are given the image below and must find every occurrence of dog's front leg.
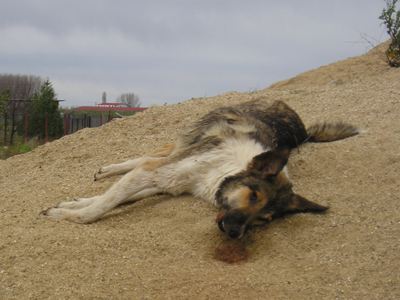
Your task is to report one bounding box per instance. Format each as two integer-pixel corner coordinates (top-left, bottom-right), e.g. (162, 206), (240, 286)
(250, 213), (274, 228)
(43, 168), (161, 223)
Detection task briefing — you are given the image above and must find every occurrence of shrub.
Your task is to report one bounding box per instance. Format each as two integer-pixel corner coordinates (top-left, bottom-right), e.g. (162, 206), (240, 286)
(380, 0), (400, 67)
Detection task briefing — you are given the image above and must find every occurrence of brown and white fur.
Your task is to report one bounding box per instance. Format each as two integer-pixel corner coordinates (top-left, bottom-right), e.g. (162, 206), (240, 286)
(42, 100), (358, 239)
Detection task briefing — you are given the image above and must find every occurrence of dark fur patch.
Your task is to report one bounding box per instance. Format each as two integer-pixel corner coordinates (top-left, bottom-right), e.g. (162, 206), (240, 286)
(245, 101), (309, 149)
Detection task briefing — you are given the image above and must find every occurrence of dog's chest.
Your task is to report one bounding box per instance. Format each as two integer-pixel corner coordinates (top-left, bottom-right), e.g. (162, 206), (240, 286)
(163, 138), (266, 205)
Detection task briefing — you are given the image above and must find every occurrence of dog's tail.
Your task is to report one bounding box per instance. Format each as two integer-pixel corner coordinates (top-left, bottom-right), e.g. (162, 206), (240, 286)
(306, 122), (359, 143)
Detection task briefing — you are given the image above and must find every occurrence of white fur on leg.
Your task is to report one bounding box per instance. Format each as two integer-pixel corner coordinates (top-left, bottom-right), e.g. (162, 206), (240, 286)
(56, 196), (100, 209)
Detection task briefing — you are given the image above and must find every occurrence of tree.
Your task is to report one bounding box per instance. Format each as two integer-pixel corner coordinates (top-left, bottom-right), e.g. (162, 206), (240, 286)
(116, 93), (141, 107)
(380, 0), (400, 67)
(0, 74), (42, 144)
(0, 74), (42, 100)
(28, 80), (63, 140)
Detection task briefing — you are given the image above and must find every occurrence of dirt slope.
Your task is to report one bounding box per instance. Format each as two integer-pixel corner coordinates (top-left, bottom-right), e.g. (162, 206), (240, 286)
(1, 43), (399, 299)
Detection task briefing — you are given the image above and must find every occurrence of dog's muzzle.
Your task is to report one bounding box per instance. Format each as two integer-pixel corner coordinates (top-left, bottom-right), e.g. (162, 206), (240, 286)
(216, 210), (248, 239)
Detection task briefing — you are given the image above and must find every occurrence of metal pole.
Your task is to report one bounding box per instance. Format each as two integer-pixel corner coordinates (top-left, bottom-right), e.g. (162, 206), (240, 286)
(67, 114), (70, 134)
(24, 112), (29, 143)
(45, 112), (48, 143)
(63, 114), (67, 136)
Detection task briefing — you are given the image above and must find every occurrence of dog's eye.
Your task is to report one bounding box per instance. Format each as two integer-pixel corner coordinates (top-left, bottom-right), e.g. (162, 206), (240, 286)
(249, 191), (258, 203)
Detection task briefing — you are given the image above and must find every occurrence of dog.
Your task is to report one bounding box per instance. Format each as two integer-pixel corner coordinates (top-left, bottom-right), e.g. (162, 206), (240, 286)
(42, 100), (358, 239)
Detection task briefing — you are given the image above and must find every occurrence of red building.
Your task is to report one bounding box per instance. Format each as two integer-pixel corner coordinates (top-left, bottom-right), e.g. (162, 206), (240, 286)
(75, 102), (147, 112)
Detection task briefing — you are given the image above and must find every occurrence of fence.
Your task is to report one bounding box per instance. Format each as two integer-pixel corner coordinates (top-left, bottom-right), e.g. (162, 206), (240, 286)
(1, 111), (116, 145)
(63, 112), (114, 135)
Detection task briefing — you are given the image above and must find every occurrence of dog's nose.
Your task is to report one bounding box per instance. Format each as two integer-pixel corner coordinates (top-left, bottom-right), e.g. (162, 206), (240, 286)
(228, 228), (240, 239)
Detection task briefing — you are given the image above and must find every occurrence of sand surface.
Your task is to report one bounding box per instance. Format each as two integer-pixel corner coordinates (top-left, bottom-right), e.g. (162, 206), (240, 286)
(1, 43), (399, 299)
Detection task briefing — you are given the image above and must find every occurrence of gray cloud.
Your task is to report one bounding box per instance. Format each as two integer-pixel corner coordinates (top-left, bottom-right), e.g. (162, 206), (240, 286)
(0, 0), (386, 106)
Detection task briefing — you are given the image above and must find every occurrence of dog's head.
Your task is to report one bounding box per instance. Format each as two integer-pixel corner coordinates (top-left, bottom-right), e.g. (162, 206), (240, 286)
(215, 148), (328, 239)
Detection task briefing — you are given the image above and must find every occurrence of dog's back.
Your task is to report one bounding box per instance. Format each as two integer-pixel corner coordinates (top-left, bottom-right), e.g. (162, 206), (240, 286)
(175, 100), (308, 157)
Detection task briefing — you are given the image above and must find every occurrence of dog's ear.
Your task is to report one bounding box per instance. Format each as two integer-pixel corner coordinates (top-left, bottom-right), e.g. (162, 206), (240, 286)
(248, 148), (290, 178)
(285, 193), (329, 213)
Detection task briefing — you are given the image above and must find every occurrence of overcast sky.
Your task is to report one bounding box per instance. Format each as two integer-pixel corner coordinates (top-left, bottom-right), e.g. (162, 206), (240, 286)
(0, 1), (387, 107)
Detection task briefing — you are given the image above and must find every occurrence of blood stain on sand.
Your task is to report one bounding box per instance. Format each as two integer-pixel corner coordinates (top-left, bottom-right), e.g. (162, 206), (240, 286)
(214, 240), (249, 264)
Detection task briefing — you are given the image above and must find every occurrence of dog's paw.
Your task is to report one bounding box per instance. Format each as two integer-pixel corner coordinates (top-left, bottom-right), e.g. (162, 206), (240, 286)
(94, 166), (111, 181)
(40, 207), (67, 221)
(94, 168), (103, 181)
(40, 206), (90, 223)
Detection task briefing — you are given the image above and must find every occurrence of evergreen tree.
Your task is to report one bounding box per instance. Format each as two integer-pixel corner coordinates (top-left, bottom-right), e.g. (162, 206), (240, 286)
(28, 80), (63, 139)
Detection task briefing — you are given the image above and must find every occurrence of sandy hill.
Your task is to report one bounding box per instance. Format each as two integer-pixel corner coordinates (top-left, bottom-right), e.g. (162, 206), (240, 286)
(1, 43), (399, 299)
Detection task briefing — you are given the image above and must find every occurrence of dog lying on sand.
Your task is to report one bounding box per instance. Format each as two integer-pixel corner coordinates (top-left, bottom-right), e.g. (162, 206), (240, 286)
(42, 100), (358, 239)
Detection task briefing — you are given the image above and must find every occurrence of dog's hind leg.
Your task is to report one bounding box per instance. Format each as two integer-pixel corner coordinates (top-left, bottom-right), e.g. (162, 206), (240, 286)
(150, 143), (175, 157)
(94, 157), (148, 181)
